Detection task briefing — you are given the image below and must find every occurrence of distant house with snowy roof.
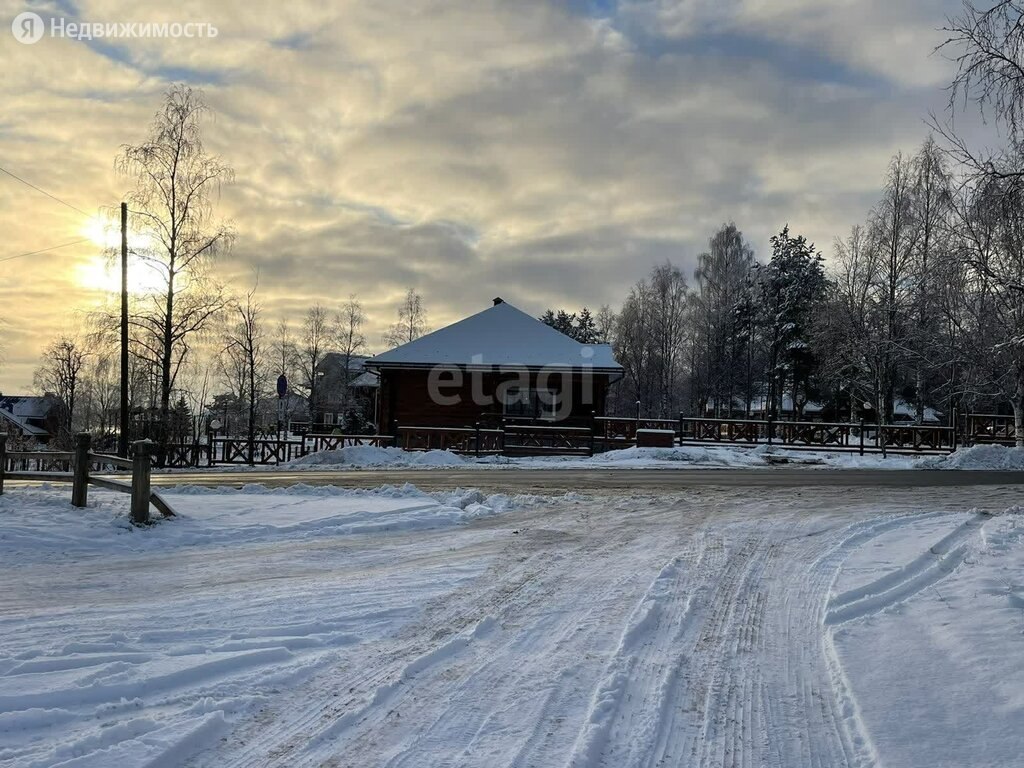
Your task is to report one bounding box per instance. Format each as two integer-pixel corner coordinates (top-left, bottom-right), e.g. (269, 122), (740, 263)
(314, 353), (380, 429)
(365, 298), (623, 430)
(0, 393), (67, 443)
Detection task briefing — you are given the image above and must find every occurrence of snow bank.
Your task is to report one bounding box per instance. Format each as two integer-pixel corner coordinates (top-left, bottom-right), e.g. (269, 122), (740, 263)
(0, 483), (535, 562)
(592, 445), (772, 467)
(286, 445), (467, 468)
(917, 444), (1024, 470)
(283, 443), (927, 471)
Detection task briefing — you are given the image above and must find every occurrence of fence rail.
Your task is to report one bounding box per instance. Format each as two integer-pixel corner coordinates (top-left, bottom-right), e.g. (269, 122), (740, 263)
(0, 433), (172, 525)
(677, 416), (956, 454)
(502, 424), (594, 456)
(396, 426), (503, 455)
(967, 413), (1017, 445)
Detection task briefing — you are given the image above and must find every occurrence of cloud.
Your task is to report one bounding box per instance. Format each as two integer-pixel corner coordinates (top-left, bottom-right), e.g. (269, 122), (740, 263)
(0, 0), (959, 390)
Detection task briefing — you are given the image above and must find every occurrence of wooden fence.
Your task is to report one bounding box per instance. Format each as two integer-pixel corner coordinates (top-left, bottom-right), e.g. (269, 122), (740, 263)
(677, 416), (957, 454)
(967, 413), (1017, 445)
(396, 425), (502, 454)
(0, 433), (174, 525)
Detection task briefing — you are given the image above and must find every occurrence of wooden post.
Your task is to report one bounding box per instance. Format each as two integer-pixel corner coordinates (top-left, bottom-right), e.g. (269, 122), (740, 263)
(951, 406), (959, 451)
(767, 417), (774, 446)
(475, 422), (481, 458)
(0, 433), (7, 496)
(678, 412), (684, 443)
(131, 439), (153, 525)
(859, 419), (865, 456)
(71, 432), (91, 508)
(635, 400), (641, 422)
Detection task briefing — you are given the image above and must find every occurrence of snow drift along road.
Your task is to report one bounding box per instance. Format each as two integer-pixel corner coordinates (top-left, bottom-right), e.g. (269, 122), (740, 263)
(281, 442), (1024, 471)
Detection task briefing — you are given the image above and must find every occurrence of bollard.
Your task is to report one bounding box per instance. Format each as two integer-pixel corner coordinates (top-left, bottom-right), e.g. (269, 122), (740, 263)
(71, 432), (91, 508)
(131, 439), (153, 525)
(0, 433), (7, 496)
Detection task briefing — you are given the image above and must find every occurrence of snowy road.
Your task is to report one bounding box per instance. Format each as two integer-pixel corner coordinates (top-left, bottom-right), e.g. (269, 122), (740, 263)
(2, 484), (1022, 767)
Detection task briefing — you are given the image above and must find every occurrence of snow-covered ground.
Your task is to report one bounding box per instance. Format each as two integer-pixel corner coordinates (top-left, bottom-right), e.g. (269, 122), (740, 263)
(1, 483), (1022, 767)
(280, 442), (1024, 471)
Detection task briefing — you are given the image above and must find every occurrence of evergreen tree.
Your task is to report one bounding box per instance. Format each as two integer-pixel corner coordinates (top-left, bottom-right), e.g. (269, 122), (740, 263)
(755, 227), (829, 417)
(575, 307), (600, 343)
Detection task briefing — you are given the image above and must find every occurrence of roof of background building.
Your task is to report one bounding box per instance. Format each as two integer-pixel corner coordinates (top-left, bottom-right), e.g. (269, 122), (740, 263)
(366, 299), (622, 372)
(0, 395), (59, 437)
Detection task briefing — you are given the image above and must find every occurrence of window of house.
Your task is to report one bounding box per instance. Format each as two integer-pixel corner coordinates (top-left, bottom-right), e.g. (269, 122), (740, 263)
(502, 386), (559, 420)
(324, 413), (334, 425)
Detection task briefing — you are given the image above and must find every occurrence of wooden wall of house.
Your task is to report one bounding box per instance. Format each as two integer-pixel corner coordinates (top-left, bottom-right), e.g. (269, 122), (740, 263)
(378, 368), (610, 431)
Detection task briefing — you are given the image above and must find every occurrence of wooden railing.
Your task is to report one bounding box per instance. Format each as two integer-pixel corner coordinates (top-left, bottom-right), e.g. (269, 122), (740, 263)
(594, 417), (679, 443)
(503, 424), (594, 456)
(775, 421), (852, 448)
(967, 413), (1016, 445)
(878, 424), (956, 451)
(396, 426), (503, 456)
(684, 417), (764, 443)
(300, 434), (391, 454)
(678, 416), (955, 454)
(0, 433), (173, 525)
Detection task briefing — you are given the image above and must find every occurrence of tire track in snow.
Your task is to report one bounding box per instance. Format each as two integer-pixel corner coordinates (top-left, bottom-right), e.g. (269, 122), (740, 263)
(206, 503), (657, 768)
(825, 514), (983, 626)
(196, 492), (987, 768)
(563, 541), (704, 767)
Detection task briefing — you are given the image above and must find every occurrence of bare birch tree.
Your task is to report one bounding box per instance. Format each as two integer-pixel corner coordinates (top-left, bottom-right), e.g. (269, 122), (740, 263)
(116, 84), (233, 464)
(297, 305), (334, 427)
(384, 289), (429, 347)
(221, 285), (268, 460)
(34, 336), (87, 442)
(337, 295), (367, 415)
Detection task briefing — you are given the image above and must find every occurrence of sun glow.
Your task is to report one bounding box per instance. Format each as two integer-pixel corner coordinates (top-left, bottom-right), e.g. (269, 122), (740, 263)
(76, 255), (167, 294)
(77, 220), (165, 294)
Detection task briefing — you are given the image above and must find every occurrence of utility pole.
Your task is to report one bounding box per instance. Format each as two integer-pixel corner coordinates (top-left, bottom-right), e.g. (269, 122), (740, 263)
(118, 202), (129, 458)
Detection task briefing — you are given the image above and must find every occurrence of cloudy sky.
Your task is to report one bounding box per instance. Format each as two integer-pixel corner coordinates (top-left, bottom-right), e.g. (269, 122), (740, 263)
(0, 0), (963, 392)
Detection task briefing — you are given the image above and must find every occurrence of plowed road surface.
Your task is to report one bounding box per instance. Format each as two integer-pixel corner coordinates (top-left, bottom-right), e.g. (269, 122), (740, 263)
(175, 484), (1016, 767)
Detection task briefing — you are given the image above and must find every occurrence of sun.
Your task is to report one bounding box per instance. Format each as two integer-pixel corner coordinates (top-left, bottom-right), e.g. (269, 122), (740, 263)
(77, 221), (165, 294)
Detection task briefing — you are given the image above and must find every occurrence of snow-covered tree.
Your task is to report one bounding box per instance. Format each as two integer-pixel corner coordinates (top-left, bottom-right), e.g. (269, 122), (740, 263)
(754, 227), (829, 418)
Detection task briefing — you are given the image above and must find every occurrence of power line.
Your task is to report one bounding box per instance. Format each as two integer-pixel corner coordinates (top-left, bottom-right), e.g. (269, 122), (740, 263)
(0, 165), (96, 219)
(0, 238), (92, 265)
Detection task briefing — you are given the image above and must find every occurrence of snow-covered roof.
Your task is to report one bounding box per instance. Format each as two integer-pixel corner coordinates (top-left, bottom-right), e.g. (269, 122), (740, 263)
(366, 300), (623, 373)
(751, 396), (824, 414)
(348, 371), (379, 389)
(892, 398), (941, 423)
(0, 395), (55, 437)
